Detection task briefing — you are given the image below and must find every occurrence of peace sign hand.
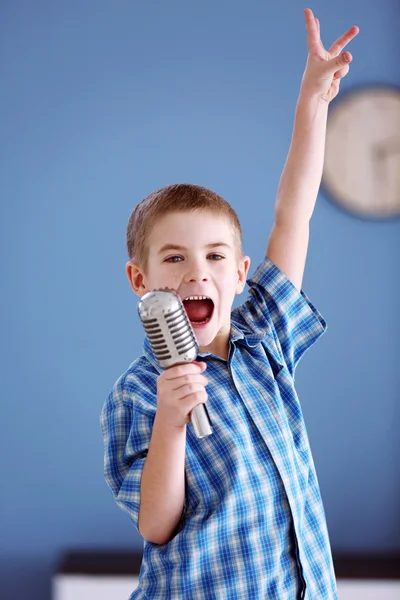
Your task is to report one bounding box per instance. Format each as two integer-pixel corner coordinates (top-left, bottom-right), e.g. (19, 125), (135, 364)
(300, 8), (359, 103)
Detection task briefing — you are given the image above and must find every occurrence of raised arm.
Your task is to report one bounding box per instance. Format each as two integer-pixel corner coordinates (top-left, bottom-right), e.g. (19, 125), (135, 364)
(266, 8), (359, 291)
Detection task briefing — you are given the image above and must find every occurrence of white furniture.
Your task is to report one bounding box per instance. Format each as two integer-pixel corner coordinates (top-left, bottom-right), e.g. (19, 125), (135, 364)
(53, 576), (400, 600)
(52, 551), (400, 600)
(53, 576), (138, 600)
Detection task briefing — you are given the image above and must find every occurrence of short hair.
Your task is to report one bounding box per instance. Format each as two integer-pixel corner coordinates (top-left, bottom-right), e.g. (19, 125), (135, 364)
(126, 183), (244, 275)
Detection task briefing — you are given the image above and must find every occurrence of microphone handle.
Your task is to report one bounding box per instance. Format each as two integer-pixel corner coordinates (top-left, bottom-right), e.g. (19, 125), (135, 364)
(191, 401), (213, 439)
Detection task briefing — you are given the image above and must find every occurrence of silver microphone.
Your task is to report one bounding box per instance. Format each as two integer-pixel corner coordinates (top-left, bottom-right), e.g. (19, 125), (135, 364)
(137, 287), (213, 438)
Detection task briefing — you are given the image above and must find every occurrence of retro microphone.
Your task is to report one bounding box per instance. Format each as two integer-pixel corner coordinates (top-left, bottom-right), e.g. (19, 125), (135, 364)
(137, 288), (213, 438)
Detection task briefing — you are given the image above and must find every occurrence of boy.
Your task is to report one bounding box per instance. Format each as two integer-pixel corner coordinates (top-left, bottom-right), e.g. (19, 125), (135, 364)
(101, 8), (359, 599)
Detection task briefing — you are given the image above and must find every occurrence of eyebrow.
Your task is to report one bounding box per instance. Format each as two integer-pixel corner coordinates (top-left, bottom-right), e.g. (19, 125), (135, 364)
(158, 242), (231, 255)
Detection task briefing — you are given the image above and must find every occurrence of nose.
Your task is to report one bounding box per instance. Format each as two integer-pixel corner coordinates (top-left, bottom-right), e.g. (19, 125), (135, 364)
(183, 260), (210, 283)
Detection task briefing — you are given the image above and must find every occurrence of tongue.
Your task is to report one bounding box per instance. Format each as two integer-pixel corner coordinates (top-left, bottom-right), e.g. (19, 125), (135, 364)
(183, 299), (213, 322)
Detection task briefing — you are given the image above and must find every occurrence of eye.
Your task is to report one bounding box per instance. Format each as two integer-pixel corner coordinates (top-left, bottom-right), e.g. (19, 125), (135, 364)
(209, 254), (224, 260)
(165, 254), (224, 263)
(165, 256), (182, 263)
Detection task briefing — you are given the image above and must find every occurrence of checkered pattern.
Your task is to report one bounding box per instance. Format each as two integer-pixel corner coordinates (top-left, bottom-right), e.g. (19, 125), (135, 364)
(101, 256), (338, 599)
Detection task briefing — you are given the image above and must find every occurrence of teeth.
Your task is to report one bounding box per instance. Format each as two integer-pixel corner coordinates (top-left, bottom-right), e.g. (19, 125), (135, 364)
(184, 295), (210, 301)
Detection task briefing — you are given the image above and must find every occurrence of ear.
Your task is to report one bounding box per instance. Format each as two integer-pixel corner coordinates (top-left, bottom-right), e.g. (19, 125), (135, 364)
(125, 261), (147, 296)
(236, 255), (251, 294)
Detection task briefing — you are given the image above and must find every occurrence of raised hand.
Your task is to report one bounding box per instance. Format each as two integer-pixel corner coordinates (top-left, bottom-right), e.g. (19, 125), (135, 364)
(301, 8), (359, 102)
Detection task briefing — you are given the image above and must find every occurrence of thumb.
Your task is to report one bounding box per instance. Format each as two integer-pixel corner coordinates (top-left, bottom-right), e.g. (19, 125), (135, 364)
(325, 51), (352, 74)
(193, 360), (207, 370)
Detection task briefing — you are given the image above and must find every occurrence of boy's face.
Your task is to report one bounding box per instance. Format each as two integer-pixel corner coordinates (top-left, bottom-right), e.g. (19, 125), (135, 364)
(126, 210), (251, 359)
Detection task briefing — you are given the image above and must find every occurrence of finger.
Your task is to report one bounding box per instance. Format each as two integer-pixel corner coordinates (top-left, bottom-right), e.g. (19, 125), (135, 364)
(324, 51), (352, 75)
(194, 361), (207, 370)
(304, 8), (320, 49)
(164, 363), (203, 380)
(333, 64), (350, 80)
(178, 383), (207, 400)
(329, 79), (341, 98)
(329, 25), (359, 56)
(173, 376), (209, 392)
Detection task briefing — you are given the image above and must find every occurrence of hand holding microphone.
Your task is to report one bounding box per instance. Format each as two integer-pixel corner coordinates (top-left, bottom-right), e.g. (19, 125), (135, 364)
(138, 288), (213, 438)
(156, 360), (209, 429)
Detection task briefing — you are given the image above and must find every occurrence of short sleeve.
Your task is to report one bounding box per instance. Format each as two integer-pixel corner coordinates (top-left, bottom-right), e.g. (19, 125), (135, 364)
(245, 256), (327, 378)
(100, 375), (156, 534)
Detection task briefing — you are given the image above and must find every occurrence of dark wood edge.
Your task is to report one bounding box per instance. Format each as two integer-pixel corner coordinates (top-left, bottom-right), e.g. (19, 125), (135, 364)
(333, 553), (400, 580)
(55, 551), (143, 576)
(54, 550), (400, 579)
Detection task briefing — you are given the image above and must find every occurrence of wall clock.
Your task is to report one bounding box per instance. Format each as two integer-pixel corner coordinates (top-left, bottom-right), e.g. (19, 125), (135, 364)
(321, 85), (400, 220)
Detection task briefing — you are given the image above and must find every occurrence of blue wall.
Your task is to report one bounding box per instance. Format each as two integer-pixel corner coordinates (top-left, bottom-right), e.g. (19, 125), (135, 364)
(1, 1), (399, 598)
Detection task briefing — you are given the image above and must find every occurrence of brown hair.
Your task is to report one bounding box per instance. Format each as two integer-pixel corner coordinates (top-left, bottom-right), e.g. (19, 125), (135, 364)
(126, 183), (244, 275)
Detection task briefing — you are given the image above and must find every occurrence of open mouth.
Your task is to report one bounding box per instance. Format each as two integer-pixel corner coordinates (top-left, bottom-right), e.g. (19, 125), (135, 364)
(189, 306), (215, 327)
(182, 298), (215, 327)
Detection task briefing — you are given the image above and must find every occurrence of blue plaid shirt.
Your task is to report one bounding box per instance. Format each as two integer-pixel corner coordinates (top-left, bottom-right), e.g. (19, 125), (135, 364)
(101, 256), (338, 599)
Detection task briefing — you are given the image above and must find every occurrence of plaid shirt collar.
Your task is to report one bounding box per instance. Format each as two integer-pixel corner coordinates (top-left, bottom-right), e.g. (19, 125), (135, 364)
(142, 320), (274, 374)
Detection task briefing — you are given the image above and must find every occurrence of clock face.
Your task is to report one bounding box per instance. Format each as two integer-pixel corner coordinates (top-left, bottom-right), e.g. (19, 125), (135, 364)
(322, 86), (400, 219)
